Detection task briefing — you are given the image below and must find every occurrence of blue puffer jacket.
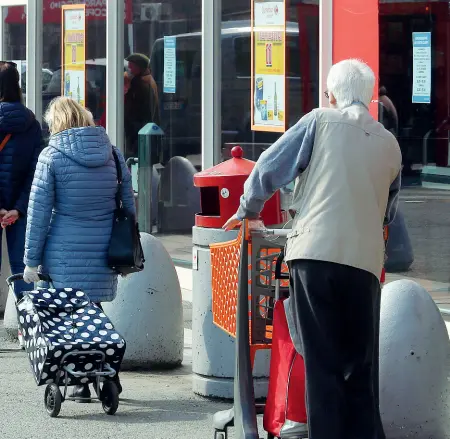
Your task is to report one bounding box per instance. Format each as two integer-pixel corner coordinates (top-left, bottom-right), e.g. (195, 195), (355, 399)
(0, 102), (42, 216)
(24, 126), (135, 303)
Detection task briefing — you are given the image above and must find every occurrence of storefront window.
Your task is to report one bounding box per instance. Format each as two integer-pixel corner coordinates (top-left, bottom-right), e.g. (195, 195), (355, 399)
(221, 0), (319, 162)
(2, 6), (27, 97)
(5, 2), (107, 142)
(379, 0), (450, 295)
(122, 1), (202, 262)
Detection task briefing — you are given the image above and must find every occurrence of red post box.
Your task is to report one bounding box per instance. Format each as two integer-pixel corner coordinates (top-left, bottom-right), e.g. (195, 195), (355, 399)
(193, 146), (286, 228)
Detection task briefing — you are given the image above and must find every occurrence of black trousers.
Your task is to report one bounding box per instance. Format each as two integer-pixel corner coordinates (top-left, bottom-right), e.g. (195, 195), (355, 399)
(288, 259), (385, 439)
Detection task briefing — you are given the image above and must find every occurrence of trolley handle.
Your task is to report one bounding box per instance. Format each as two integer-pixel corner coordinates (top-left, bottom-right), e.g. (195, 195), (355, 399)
(251, 228), (292, 238)
(7, 273), (53, 288)
(274, 249), (289, 280)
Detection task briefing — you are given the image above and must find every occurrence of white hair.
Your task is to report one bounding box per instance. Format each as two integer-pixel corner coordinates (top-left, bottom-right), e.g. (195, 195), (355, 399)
(326, 59), (375, 109)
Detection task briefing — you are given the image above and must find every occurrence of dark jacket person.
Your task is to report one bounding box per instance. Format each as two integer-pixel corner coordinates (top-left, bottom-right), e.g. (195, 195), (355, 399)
(124, 53), (160, 158)
(0, 61), (43, 298)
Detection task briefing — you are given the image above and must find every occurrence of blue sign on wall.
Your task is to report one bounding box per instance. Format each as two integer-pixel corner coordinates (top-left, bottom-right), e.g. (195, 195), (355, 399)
(163, 36), (176, 94)
(412, 32), (431, 104)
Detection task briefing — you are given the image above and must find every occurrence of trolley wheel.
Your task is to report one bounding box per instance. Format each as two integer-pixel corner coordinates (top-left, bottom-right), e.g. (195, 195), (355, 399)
(44, 383), (62, 418)
(214, 429), (227, 439)
(101, 381), (119, 415)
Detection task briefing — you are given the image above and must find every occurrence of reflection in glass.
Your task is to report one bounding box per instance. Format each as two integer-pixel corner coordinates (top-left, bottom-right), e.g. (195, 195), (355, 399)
(379, 0), (450, 299)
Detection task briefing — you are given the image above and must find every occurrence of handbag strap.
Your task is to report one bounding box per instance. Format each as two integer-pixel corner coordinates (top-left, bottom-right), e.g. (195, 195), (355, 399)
(112, 148), (123, 209)
(0, 134), (11, 153)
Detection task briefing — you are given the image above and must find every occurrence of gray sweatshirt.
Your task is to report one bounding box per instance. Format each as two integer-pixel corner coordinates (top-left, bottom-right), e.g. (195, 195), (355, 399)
(236, 109), (401, 225)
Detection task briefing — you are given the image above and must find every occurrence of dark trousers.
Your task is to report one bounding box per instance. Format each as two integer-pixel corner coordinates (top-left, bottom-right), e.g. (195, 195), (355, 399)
(288, 259), (385, 439)
(0, 218), (31, 296)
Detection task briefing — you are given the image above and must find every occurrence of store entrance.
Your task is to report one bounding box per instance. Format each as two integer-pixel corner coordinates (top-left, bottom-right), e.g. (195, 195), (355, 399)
(379, 1), (450, 181)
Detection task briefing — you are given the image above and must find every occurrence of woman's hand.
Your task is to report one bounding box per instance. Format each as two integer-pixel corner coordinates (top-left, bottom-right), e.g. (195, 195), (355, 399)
(23, 266), (40, 284)
(1, 210), (19, 228)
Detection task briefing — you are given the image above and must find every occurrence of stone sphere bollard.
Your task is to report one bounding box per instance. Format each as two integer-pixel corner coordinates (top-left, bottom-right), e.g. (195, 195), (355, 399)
(380, 280), (450, 438)
(102, 232), (184, 369)
(3, 289), (18, 341)
(0, 237), (11, 313)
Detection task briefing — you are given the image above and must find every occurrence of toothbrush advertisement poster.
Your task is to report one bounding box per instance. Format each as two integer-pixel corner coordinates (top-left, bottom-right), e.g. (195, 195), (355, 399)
(252, 0), (286, 132)
(61, 4), (86, 107)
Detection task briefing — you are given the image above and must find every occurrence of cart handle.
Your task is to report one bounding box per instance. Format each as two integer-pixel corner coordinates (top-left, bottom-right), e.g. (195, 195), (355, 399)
(274, 249), (289, 280)
(6, 273), (53, 287)
(250, 227), (292, 238)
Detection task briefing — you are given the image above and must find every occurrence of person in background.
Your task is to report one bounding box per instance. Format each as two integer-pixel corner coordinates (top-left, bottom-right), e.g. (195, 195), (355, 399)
(23, 97), (135, 401)
(224, 59), (402, 439)
(124, 53), (160, 159)
(0, 61), (43, 347)
(379, 85), (398, 136)
(99, 74), (131, 129)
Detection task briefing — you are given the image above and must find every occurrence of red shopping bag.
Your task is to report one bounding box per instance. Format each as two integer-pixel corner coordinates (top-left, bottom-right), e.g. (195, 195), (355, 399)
(263, 299), (308, 437)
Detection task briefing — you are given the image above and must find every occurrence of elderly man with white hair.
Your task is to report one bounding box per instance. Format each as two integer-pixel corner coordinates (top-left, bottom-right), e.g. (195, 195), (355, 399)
(224, 59), (401, 439)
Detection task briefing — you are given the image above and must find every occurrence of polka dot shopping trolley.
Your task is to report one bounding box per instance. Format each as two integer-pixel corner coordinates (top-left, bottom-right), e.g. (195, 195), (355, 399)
(6, 273), (125, 418)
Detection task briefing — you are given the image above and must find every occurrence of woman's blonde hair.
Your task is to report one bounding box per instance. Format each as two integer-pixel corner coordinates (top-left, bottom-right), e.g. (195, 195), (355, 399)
(45, 96), (95, 135)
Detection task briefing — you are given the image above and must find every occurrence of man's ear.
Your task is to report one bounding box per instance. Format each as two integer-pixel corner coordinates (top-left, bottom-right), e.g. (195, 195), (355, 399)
(329, 92), (337, 106)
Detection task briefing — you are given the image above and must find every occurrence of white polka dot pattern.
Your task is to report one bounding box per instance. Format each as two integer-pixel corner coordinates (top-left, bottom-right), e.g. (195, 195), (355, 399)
(16, 288), (126, 387)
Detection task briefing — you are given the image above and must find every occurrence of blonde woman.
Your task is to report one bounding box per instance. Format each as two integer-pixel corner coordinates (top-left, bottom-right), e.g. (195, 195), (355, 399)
(23, 97), (135, 400)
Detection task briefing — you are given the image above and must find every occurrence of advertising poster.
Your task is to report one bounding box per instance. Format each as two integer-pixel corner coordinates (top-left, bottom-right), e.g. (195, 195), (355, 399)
(252, 0), (286, 132)
(163, 36), (177, 94)
(61, 5), (86, 107)
(412, 32), (431, 104)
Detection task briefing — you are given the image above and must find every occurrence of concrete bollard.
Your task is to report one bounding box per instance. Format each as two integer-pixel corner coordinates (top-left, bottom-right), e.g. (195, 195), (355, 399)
(192, 226), (270, 399)
(102, 232), (184, 370)
(0, 236), (11, 314)
(158, 156), (200, 233)
(380, 280), (450, 438)
(3, 289), (17, 341)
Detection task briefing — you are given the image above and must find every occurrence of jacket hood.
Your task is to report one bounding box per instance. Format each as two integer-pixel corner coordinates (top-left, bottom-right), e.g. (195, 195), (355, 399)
(0, 102), (36, 133)
(49, 126), (113, 168)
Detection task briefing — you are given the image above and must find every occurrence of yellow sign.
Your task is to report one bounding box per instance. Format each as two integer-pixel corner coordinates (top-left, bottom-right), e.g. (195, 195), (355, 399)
(61, 5), (86, 107)
(252, 0), (286, 133)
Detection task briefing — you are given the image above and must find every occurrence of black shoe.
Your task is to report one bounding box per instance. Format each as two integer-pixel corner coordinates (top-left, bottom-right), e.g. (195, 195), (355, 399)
(71, 384), (91, 403)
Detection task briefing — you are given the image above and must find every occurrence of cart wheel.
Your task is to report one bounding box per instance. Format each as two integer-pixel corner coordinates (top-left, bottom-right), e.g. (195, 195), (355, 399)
(214, 429), (227, 439)
(44, 383), (62, 418)
(101, 381), (119, 415)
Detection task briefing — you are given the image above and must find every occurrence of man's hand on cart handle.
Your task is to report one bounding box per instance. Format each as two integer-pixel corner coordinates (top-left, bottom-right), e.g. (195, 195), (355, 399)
(223, 214), (241, 231)
(223, 214), (266, 232)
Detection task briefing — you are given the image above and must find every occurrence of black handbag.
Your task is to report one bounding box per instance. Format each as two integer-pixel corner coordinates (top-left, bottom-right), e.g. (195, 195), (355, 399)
(108, 149), (145, 275)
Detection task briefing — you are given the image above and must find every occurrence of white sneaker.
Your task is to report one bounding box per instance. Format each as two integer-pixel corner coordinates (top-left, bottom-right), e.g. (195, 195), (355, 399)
(18, 329), (25, 350)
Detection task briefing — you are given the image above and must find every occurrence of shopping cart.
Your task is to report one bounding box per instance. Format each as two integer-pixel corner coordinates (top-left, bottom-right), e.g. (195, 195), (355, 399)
(211, 222), (390, 439)
(210, 221), (291, 439)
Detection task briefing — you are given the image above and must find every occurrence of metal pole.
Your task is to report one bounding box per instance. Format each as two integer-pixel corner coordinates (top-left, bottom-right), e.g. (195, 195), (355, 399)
(319, 0), (333, 108)
(234, 222), (259, 439)
(26, 0), (43, 123)
(106, 0), (125, 151)
(201, 0), (222, 169)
